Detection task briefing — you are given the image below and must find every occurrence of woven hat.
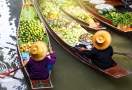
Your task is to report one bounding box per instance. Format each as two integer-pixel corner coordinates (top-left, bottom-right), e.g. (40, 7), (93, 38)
(30, 41), (48, 61)
(92, 30), (112, 50)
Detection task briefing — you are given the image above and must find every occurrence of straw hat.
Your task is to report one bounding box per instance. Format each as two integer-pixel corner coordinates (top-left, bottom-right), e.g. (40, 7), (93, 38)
(30, 41), (48, 61)
(92, 30), (112, 50)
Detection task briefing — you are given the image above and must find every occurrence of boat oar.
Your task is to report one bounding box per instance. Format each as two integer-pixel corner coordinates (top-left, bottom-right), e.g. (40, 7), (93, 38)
(0, 53), (54, 78)
(114, 52), (132, 57)
(0, 66), (25, 78)
(74, 45), (132, 57)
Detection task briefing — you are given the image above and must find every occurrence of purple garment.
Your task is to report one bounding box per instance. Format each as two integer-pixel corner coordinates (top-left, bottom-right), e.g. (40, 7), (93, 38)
(26, 53), (56, 80)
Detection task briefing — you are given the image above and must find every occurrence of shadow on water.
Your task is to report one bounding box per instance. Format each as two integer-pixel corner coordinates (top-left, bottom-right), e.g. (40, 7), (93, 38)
(6, 0), (21, 27)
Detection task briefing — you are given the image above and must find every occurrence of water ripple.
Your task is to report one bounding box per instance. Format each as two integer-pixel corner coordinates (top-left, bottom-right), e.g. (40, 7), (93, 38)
(0, 0), (26, 90)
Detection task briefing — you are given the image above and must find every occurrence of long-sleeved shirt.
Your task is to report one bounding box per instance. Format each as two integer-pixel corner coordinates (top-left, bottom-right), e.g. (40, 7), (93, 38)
(83, 46), (114, 70)
(26, 53), (56, 80)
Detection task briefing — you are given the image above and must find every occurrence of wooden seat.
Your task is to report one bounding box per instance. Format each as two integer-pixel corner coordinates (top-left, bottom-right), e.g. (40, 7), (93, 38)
(31, 80), (51, 88)
(104, 66), (130, 78)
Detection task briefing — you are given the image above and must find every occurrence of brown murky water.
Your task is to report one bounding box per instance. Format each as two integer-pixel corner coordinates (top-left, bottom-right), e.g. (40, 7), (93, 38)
(0, 0), (132, 90)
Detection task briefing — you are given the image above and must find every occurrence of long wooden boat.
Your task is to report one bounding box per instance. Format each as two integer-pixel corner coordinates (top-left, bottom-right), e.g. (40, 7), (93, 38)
(34, 0), (132, 78)
(16, 3), (53, 89)
(51, 0), (106, 31)
(77, 0), (132, 33)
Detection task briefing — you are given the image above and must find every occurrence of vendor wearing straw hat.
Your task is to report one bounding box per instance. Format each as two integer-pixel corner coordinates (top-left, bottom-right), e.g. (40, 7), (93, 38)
(23, 41), (56, 80)
(78, 30), (114, 70)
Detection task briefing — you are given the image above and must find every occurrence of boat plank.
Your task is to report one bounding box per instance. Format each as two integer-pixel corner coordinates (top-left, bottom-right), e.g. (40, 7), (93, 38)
(105, 69), (123, 77)
(31, 80), (51, 88)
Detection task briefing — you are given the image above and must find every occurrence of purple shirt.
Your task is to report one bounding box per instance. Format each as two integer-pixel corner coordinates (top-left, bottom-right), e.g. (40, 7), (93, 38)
(26, 54), (56, 80)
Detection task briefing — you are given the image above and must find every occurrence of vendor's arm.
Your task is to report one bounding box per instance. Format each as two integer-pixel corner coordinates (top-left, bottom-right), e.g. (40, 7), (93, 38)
(78, 47), (94, 57)
(78, 47), (86, 51)
(47, 49), (56, 64)
(78, 47), (92, 52)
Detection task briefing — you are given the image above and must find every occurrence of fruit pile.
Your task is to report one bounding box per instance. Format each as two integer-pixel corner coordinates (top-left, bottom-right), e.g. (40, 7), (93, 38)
(20, 42), (33, 52)
(19, 19), (45, 43)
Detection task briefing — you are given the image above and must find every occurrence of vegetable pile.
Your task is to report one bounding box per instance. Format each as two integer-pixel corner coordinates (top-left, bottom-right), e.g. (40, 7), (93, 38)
(98, 7), (132, 27)
(52, 0), (95, 25)
(105, 12), (132, 27)
(98, 8), (116, 15)
(38, 0), (93, 46)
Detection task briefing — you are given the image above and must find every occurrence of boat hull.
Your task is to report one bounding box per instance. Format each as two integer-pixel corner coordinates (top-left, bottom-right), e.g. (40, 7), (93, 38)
(16, 3), (53, 89)
(60, 8), (106, 30)
(77, 0), (132, 33)
(51, 0), (106, 31)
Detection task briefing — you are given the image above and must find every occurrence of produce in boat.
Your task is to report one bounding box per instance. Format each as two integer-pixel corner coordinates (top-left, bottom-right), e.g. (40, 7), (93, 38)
(52, 0), (101, 29)
(19, 20), (44, 43)
(53, 0), (94, 23)
(18, 5), (49, 53)
(78, 0), (132, 32)
(17, 3), (53, 89)
(38, 0), (93, 47)
(34, 0), (132, 78)
(98, 8), (116, 15)
(97, 7), (132, 29)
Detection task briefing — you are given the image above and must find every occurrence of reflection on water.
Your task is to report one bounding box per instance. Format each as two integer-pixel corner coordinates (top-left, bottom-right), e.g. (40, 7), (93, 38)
(0, 0), (27, 90)
(0, 61), (8, 74)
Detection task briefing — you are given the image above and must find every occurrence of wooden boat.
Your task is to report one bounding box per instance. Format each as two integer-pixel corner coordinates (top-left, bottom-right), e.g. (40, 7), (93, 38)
(51, 0), (106, 30)
(16, 3), (53, 89)
(77, 0), (132, 33)
(34, 0), (132, 78)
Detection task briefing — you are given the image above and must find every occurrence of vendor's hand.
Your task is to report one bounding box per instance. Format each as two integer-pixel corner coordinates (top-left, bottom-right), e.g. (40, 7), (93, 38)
(78, 47), (86, 51)
(23, 57), (29, 66)
(49, 49), (54, 54)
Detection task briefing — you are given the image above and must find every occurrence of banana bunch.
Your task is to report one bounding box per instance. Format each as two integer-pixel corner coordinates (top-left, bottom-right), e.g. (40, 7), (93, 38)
(20, 42), (32, 52)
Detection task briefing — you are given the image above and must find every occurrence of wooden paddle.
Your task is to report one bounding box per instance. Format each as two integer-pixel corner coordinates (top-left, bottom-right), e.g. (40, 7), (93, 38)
(0, 53), (54, 78)
(74, 46), (132, 57)
(0, 66), (25, 78)
(114, 52), (132, 57)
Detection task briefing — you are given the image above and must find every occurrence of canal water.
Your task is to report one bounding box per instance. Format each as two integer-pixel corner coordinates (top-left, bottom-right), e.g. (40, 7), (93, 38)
(1, 0), (132, 90)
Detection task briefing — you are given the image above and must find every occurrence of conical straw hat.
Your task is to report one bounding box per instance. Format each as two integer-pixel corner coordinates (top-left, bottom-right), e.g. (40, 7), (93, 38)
(30, 41), (48, 61)
(92, 30), (112, 50)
